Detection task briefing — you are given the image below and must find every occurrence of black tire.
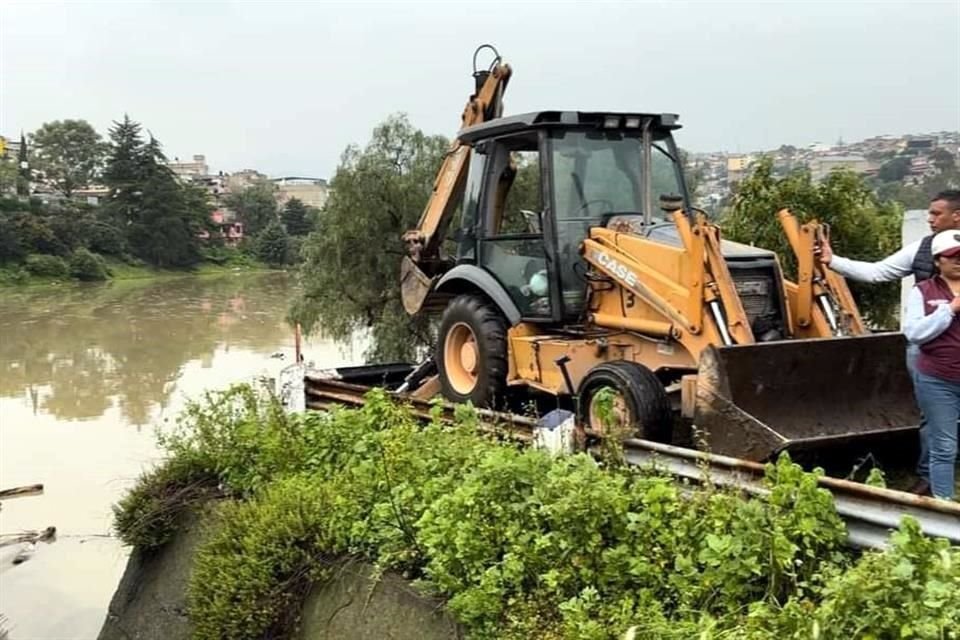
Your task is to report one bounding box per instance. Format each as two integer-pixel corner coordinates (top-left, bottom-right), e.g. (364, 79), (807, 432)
(578, 361), (672, 441)
(436, 294), (508, 408)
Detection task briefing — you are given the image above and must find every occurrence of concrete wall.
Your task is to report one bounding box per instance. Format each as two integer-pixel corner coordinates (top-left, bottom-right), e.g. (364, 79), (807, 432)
(98, 505), (462, 640)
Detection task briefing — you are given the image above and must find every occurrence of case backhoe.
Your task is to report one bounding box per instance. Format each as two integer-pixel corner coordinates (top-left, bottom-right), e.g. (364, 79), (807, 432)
(398, 45), (918, 461)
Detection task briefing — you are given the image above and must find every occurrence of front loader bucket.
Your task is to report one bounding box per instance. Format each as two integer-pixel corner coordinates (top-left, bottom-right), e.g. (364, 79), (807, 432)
(694, 333), (920, 461)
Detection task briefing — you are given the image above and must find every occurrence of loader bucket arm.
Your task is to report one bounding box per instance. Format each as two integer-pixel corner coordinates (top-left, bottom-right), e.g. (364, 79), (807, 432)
(401, 46), (512, 315)
(777, 209), (866, 337)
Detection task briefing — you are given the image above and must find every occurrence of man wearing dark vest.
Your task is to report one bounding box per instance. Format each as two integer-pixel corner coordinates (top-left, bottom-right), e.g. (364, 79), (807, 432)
(902, 230), (960, 500)
(819, 189), (960, 495)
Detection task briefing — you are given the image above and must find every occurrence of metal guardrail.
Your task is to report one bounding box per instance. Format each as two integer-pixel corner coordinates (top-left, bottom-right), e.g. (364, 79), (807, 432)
(302, 372), (960, 550)
(618, 439), (960, 549)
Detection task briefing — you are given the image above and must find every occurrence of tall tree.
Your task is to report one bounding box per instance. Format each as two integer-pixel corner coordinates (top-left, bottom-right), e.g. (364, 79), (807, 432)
(280, 197), (314, 236)
(289, 114), (448, 361)
(16, 132), (30, 196)
(721, 157), (903, 327)
(30, 119), (106, 197)
(225, 181), (277, 236)
(102, 117), (207, 267)
(255, 220), (290, 266)
(125, 135), (207, 267)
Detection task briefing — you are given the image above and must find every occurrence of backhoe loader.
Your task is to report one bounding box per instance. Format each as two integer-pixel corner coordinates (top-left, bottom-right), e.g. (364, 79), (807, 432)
(398, 45), (919, 461)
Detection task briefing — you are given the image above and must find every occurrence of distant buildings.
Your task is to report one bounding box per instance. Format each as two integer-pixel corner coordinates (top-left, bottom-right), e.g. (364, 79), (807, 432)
(272, 176), (329, 210)
(809, 155), (871, 181)
(168, 154), (210, 179)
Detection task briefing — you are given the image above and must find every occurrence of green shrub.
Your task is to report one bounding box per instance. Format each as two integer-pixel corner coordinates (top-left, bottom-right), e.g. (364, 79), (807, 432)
(113, 387), (959, 640)
(24, 254), (68, 278)
(68, 248), (109, 281)
(112, 456), (218, 549)
(188, 477), (339, 640)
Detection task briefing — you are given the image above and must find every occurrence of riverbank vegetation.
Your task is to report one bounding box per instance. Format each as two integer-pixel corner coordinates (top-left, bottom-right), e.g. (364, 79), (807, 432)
(0, 117), (316, 288)
(113, 386), (959, 639)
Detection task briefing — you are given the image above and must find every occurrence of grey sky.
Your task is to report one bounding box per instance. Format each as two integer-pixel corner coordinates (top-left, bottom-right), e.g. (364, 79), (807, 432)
(2, 0), (958, 179)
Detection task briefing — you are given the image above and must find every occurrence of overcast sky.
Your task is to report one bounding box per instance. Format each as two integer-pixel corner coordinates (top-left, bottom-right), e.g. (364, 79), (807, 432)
(1, 1), (958, 179)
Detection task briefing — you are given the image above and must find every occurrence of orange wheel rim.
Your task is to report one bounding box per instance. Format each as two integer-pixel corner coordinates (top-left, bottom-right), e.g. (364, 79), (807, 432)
(587, 391), (630, 435)
(444, 322), (479, 395)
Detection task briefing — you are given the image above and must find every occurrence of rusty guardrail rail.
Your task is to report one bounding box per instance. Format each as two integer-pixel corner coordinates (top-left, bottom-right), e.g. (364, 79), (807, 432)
(303, 373), (960, 549)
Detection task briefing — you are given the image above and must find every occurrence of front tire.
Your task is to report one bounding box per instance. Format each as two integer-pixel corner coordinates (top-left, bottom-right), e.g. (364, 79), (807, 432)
(578, 361), (672, 441)
(436, 294), (508, 407)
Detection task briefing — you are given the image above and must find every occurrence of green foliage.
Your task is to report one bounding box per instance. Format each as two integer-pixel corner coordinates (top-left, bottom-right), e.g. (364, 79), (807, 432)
(255, 221), (290, 267)
(188, 479), (337, 640)
(30, 119), (106, 196)
(281, 197), (314, 236)
(111, 386), (958, 640)
(112, 456), (218, 549)
(24, 254), (68, 278)
(200, 244), (258, 268)
(0, 213), (25, 263)
(289, 114), (447, 361)
(69, 248), (109, 281)
(877, 156), (912, 183)
(0, 157), (16, 195)
(225, 181), (278, 236)
(102, 117), (208, 268)
(721, 157), (903, 327)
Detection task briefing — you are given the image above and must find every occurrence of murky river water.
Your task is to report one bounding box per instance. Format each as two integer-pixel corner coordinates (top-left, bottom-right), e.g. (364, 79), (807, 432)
(0, 272), (365, 639)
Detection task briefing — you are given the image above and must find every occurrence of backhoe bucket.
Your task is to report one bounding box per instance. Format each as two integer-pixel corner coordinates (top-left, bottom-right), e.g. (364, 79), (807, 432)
(694, 333), (920, 461)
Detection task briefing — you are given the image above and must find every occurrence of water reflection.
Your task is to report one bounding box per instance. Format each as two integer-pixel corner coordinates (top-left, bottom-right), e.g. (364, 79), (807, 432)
(0, 272), (366, 640)
(0, 273), (297, 425)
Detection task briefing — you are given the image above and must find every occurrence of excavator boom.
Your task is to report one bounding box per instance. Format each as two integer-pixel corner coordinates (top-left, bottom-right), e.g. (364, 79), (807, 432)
(400, 45), (511, 315)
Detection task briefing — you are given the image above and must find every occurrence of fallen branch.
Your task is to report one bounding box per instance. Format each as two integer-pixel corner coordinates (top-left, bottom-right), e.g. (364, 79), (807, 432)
(0, 526), (57, 548)
(0, 484), (44, 501)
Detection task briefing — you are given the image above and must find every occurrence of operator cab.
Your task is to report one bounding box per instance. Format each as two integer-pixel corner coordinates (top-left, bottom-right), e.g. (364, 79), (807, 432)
(454, 111), (692, 323)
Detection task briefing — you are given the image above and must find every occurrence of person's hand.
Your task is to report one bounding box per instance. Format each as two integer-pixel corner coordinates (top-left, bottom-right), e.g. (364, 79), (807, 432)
(818, 236), (834, 265)
(949, 294), (960, 314)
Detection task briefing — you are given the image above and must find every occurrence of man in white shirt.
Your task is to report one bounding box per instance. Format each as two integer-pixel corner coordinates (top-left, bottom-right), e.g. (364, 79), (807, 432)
(819, 189), (960, 495)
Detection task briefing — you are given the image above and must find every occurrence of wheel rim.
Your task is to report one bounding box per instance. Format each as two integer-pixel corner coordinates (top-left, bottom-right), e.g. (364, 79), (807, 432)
(444, 322), (479, 395)
(587, 389), (631, 435)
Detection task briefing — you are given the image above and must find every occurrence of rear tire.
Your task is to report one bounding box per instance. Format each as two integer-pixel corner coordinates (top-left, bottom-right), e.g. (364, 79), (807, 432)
(436, 294), (508, 408)
(578, 361), (672, 441)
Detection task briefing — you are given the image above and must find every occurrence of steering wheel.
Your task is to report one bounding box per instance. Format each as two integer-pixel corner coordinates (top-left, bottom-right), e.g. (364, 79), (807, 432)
(575, 199), (615, 217)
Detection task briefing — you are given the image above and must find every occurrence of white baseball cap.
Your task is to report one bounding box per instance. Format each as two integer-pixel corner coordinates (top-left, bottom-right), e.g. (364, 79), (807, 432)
(932, 229), (960, 258)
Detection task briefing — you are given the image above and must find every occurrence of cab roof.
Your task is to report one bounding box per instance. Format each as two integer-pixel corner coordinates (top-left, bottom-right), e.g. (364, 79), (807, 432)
(458, 111), (681, 144)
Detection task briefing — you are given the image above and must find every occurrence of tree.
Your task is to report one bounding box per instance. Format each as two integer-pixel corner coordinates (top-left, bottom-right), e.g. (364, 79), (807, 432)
(225, 181), (277, 236)
(16, 132), (30, 196)
(289, 114), (448, 361)
(281, 198), (315, 236)
(102, 115), (145, 227)
(930, 148), (956, 175)
(0, 157), (16, 195)
(102, 117), (207, 267)
(877, 156), (912, 183)
(721, 157), (903, 327)
(255, 221), (290, 266)
(30, 119), (106, 197)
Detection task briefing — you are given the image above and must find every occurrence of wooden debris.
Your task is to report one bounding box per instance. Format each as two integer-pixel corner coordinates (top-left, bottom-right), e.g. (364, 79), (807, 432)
(0, 484), (44, 501)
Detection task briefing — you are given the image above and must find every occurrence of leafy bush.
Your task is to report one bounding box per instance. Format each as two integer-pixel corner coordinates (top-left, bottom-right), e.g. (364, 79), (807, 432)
(254, 221), (290, 267)
(114, 388), (959, 640)
(188, 478), (338, 640)
(68, 247), (109, 281)
(112, 456), (218, 549)
(24, 254), (68, 278)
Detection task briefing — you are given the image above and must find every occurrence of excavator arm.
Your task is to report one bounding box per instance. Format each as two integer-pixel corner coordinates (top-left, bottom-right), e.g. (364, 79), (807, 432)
(400, 46), (512, 315)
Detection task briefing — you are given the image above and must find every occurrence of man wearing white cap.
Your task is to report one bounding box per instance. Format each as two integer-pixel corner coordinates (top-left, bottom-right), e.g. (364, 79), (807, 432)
(902, 230), (960, 500)
(820, 190), (960, 495)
